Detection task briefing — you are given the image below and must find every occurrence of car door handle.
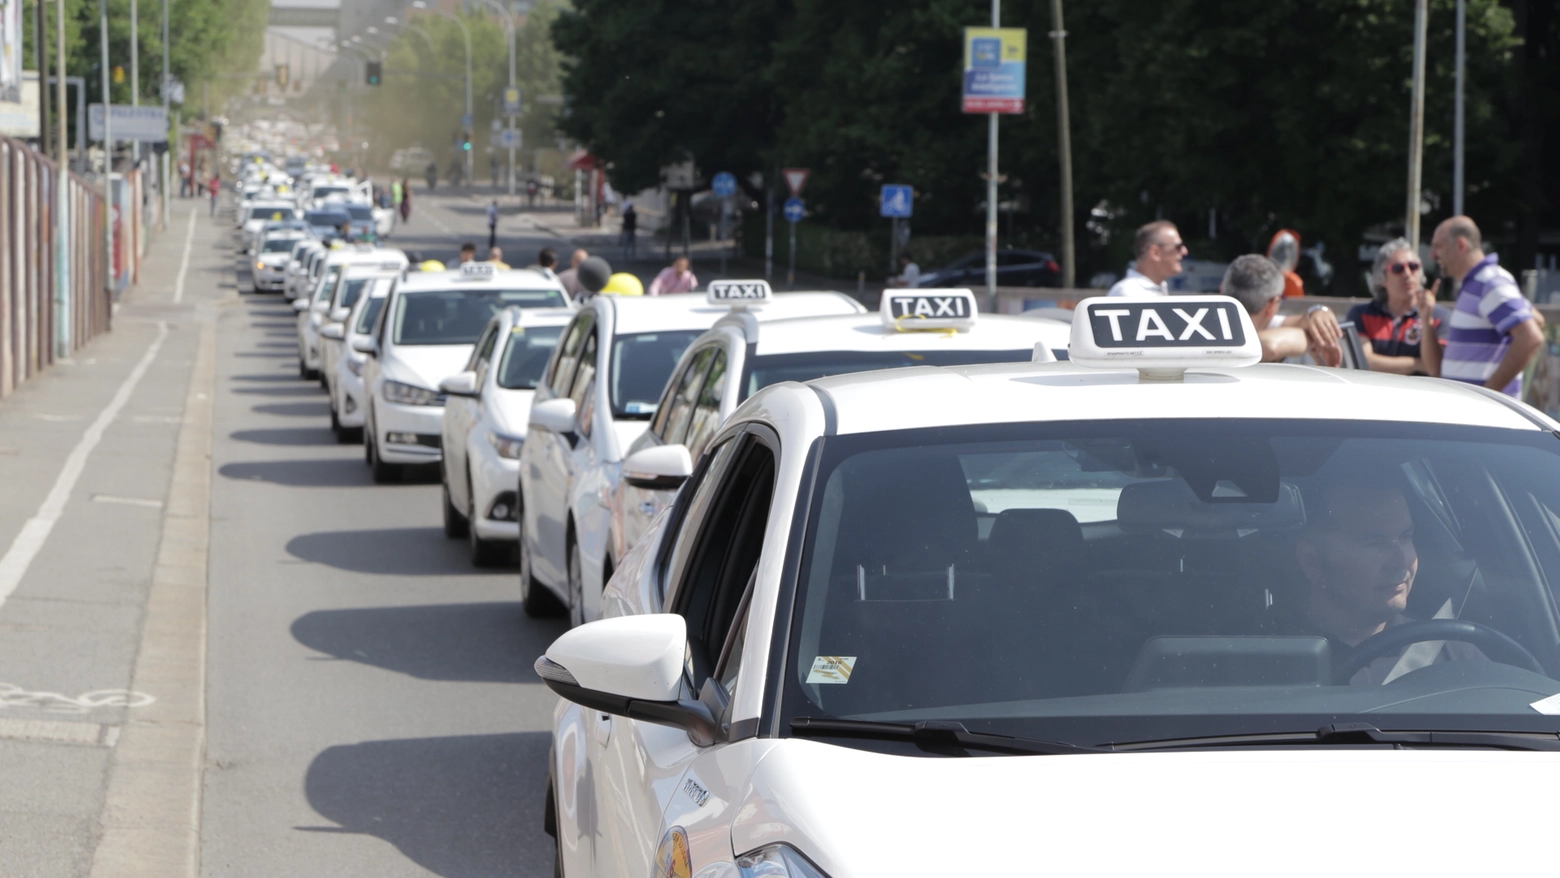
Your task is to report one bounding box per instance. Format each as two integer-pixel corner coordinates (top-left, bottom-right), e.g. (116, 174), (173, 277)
(639, 501), (656, 516)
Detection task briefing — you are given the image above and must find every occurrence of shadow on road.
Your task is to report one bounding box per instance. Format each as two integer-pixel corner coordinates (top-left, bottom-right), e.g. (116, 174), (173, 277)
(230, 386), (325, 397)
(219, 458), (371, 487)
(284, 526), (491, 573)
(230, 427), (339, 447)
(290, 601), (564, 682)
(233, 351), (293, 359)
(231, 373), (305, 383)
(252, 341), (296, 350)
(302, 732), (555, 878)
(252, 401), (332, 418)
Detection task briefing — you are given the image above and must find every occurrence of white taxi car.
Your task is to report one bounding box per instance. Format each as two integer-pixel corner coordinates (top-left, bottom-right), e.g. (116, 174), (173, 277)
(320, 278), (392, 442)
(318, 266), (403, 410)
(356, 263), (572, 482)
(518, 285), (866, 624)
(238, 201), (299, 242)
(292, 246), (408, 380)
(603, 286), (1071, 619)
(538, 295), (1560, 877)
(438, 306), (575, 566)
(252, 229), (312, 294)
(283, 240), (325, 301)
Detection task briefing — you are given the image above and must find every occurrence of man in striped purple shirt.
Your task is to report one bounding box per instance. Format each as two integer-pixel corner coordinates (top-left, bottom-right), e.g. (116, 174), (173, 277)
(1431, 216), (1544, 397)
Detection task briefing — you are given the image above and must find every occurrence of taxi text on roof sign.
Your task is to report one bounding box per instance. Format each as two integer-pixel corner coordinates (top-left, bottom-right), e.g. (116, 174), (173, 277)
(1069, 295), (1262, 377)
(460, 261), (497, 279)
(706, 279), (773, 306)
(879, 288), (978, 333)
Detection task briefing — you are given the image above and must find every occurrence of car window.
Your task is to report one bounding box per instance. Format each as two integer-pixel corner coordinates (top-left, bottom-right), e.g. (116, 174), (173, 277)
(391, 288), (568, 346)
(997, 251), (1038, 266)
(660, 347), (715, 446)
(263, 238), (300, 252)
(548, 313), (595, 396)
(670, 437), (776, 690)
(569, 332), (599, 438)
(609, 330), (704, 420)
(313, 267), (340, 302)
(467, 324), (500, 372)
(683, 348), (729, 461)
(354, 297), (386, 334)
(497, 325), (566, 390)
(784, 420), (1560, 748)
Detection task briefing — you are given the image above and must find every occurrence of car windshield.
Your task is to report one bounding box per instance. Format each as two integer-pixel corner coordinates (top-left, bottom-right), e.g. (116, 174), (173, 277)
(391, 288), (568, 345)
(306, 211), (350, 227)
(496, 325), (567, 390)
(746, 349), (1034, 397)
(313, 186), (349, 199)
(263, 238), (302, 253)
(609, 330), (704, 418)
(344, 205), (373, 220)
(250, 207), (295, 221)
(354, 297), (386, 334)
(783, 419), (1560, 749)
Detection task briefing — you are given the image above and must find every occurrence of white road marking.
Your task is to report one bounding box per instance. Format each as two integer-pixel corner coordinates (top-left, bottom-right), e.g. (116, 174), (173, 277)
(0, 682), (155, 713)
(0, 717), (114, 745)
(172, 205), (198, 304)
(92, 495), (165, 509)
(0, 322), (170, 608)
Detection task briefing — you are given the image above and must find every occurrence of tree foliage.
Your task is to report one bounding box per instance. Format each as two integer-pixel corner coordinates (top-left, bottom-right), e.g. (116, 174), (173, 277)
(554, 0), (1523, 287)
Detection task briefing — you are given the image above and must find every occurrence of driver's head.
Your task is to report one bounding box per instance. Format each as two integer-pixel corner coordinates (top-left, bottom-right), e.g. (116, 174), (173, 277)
(1296, 474), (1418, 645)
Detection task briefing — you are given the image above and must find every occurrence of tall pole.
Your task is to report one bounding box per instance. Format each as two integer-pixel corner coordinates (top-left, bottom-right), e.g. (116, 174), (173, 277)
(765, 169), (773, 280)
(415, 5), (474, 188)
(984, 0), (1000, 312)
(1049, 0), (1075, 289)
(130, 0), (139, 168)
(56, 0), (71, 357)
(474, 0), (516, 196)
(1405, 0), (1428, 246)
(162, 0), (170, 229)
(56, 0), (66, 168)
(101, 0), (115, 297)
(35, 0), (50, 155)
(1453, 0), (1466, 217)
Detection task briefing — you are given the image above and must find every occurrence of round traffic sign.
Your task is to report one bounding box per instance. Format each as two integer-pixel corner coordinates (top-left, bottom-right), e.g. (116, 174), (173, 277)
(712, 172), (737, 198)
(783, 197), (805, 223)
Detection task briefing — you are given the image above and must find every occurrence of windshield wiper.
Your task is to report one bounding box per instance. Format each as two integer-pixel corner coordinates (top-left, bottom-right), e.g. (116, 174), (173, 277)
(790, 716), (1097, 756)
(1110, 722), (1560, 752)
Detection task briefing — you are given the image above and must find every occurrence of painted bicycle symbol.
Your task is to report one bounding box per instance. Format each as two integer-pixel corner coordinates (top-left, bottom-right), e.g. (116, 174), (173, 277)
(0, 683), (156, 714)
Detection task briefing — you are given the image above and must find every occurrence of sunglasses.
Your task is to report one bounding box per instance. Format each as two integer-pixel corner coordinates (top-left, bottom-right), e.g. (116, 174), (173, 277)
(1157, 241), (1189, 254)
(1388, 261), (1422, 275)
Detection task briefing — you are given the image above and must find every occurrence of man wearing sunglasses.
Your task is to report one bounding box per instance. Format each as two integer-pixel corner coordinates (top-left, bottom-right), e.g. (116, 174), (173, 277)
(1107, 221), (1185, 297)
(1432, 216), (1543, 398)
(1346, 238), (1448, 376)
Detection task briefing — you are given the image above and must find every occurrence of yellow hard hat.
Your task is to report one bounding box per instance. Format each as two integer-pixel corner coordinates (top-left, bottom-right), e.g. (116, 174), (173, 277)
(420, 259), (446, 272)
(600, 272), (644, 296)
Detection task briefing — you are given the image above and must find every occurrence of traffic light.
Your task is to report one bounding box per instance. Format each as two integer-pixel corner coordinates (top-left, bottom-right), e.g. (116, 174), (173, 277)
(365, 61), (382, 86)
(461, 130), (472, 151)
(112, 66), (125, 84)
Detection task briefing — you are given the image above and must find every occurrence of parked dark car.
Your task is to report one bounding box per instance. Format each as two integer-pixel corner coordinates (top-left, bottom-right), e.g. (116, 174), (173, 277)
(304, 209), (352, 241)
(915, 249), (1062, 288)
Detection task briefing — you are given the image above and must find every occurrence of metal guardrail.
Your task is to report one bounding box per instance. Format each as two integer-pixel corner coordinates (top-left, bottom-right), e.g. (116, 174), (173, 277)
(0, 135), (112, 398)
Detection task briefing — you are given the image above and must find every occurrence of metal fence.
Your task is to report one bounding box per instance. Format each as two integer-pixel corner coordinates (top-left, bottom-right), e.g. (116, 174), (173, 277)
(0, 134), (111, 399)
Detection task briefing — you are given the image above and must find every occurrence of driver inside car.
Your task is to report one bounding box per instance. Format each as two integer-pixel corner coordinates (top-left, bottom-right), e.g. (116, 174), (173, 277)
(1292, 473), (1486, 685)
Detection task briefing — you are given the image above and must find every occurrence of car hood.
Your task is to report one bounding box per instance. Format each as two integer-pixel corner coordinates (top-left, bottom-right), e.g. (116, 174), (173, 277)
(729, 739), (1560, 875)
(381, 345), (473, 392)
(485, 387), (537, 438)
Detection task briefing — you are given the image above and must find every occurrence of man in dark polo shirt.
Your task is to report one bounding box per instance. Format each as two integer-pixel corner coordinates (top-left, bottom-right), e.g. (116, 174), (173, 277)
(1346, 238), (1449, 376)
(1293, 472), (1485, 685)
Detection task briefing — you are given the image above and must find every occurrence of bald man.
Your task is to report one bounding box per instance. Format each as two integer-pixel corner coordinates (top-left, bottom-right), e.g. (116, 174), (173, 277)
(1431, 216), (1543, 397)
(558, 248), (589, 299)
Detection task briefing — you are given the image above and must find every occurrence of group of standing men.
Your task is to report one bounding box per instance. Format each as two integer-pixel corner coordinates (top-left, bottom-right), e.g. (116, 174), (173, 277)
(1108, 217), (1543, 399)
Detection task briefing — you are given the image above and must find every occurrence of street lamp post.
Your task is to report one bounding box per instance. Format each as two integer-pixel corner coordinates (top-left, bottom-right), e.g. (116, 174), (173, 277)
(162, 0), (170, 229)
(411, 1), (472, 188)
(100, 0), (114, 297)
(472, 0), (516, 196)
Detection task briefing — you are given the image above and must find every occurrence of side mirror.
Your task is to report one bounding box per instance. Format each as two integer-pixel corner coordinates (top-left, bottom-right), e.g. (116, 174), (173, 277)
(350, 336), (378, 355)
(291, 299), (310, 312)
(329, 306), (351, 322)
(310, 300), (330, 313)
(438, 371), (479, 397)
(534, 614), (717, 746)
(623, 444), (693, 491)
(319, 323), (345, 341)
(528, 397), (578, 434)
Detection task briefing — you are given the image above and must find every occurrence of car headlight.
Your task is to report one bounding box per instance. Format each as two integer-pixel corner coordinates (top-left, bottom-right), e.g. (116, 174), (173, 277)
(255, 262), (265, 271)
(737, 844), (830, 878)
(486, 430), (524, 459)
(346, 355), (365, 376)
(382, 379), (442, 406)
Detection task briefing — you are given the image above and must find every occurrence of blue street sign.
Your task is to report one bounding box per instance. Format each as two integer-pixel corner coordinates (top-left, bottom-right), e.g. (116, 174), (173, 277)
(712, 172), (737, 198)
(783, 197), (805, 223)
(461, 113), (473, 130)
(499, 129), (521, 149)
(880, 184), (913, 218)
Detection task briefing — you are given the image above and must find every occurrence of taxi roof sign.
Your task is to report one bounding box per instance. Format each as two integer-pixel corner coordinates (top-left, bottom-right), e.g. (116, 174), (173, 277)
(1069, 295), (1261, 379)
(707, 279), (772, 307)
(459, 261), (497, 279)
(880, 288), (978, 333)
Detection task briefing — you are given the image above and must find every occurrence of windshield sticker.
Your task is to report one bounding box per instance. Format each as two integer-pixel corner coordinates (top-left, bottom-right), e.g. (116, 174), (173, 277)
(807, 656), (856, 685)
(624, 402), (658, 415)
(1530, 693), (1560, 715)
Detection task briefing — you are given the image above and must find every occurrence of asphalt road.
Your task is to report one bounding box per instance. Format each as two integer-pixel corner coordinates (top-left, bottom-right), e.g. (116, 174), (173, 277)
(199, 190), (570, 877)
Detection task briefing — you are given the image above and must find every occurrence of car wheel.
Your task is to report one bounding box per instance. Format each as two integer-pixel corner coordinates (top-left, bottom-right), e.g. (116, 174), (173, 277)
(298, 357), (309, 380)
(442, 471), (469, 538)
(467, 471), (511, 567)
(566, 536), (585, 628)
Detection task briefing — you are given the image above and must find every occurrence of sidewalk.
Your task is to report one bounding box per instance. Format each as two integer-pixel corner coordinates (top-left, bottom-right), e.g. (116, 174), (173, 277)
(0, 201), (229, 877)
